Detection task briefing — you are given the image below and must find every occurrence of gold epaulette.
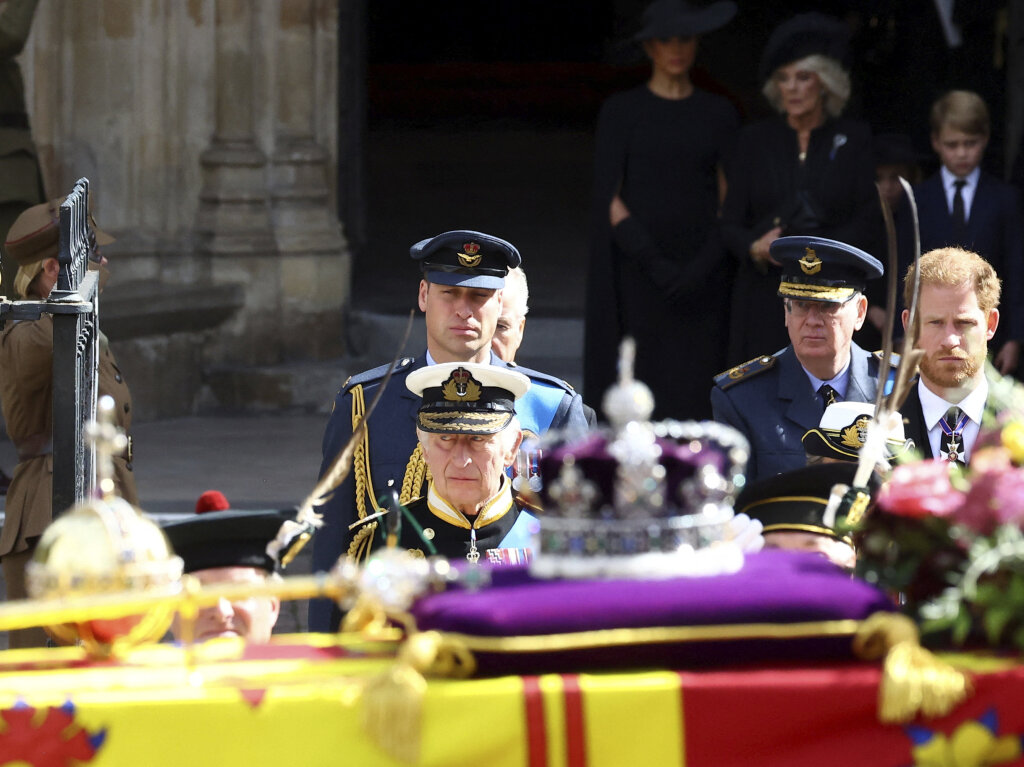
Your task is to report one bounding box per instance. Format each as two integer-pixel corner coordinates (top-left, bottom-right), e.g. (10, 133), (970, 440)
(713, 354), (776, 390)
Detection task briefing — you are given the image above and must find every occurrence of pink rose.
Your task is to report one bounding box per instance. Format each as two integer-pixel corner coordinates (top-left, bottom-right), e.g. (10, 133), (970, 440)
(957, 467), (1024, 534)
(878, 460), (965, 519)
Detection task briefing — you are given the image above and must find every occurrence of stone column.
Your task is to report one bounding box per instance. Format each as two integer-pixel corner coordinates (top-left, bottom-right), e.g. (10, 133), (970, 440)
(197, 0), (279, 366)
(196, 0), (275, 258)
(270, 0), (348, 358)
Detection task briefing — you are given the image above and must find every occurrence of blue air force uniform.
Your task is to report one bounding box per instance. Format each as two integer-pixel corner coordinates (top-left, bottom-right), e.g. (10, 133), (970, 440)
(309, 230), (589, 632)
(711, 343), (889, 481)
(711, 235), (892, 483)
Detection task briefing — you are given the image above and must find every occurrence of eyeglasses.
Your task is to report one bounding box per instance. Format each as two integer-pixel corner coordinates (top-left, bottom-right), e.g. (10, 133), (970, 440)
(786, 297), (854, 318)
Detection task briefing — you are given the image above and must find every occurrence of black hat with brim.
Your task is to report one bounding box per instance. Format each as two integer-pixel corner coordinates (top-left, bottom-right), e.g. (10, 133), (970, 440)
(759, 12), (850, 82)
(162, 508), (303, 574)
(773, 235), (883, 303)
(632, 0), (737, 41)
(406, 362), (530, 435)
(736, 462), (879, 540)
(411, 229), (521, 289)
(801, 401), (914, 464)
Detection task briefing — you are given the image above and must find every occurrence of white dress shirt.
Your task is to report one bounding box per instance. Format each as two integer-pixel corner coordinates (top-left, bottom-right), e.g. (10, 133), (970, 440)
(941, 165), (981, 222)
(917, 377), (987, 462)
(803, 357), (852, 402)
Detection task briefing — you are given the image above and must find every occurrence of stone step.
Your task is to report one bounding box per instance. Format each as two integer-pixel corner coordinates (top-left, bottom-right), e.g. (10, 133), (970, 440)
(203, 359), (346, 414)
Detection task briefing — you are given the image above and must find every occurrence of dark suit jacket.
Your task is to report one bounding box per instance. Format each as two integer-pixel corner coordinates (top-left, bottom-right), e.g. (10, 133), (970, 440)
(915, 171), (1024, 344)
(711, 342), (887, 483)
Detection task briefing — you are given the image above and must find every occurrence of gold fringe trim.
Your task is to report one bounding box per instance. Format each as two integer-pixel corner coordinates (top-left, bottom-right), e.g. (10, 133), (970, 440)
(360, 631), (476, 764)
(852, 612), (972, 723)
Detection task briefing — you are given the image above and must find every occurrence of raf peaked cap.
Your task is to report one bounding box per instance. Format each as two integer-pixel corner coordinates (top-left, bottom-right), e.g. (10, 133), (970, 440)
(407, 362), (530, 435)
(773, 235), (882, 303)
(759, 12), (850, 82)
(802, 401), (914, 463)
(162, 508), (303, 574)
(632, 0), (737, 42)
(736, 462), (878, 540)
(410, 230), (521, 289)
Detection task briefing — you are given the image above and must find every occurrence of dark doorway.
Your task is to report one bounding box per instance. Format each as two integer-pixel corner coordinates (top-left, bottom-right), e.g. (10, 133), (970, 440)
(349, 1), (1011, 316)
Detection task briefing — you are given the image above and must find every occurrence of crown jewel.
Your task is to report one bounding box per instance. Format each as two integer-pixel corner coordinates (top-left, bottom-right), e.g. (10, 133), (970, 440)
(528, 339), (750, 579)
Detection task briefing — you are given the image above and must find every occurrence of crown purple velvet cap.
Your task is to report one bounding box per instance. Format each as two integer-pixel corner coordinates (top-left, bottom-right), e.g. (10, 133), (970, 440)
(525, 418), (747, 572)
(411, 549), (895, 675)
(536, 427), (732, 518)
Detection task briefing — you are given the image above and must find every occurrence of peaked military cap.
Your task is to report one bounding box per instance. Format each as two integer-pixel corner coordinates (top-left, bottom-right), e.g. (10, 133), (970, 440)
(162, 508), (306, 574)
(759, 12), (850, 82)
(802, 401), (913, 463)
(5, 196), (114, 299)
(736, 462), (879, 541)
(773, 235), (883, 303)
(407, 362), (530, 435)
(410, 229), (521, 289)
(632, 0), (737, 41)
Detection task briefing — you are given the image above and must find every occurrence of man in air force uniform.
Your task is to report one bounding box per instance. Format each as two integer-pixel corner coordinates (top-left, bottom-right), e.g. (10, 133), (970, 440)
(711, 236), (893, 482)
(310, 230), (588, 631)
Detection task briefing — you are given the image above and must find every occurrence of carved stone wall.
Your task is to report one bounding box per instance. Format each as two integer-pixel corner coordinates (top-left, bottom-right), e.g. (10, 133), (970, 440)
(18, 0), (348, 415)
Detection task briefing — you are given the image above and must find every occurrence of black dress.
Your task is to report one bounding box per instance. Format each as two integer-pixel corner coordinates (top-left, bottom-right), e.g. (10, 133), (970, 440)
(584, 86), (738, 420)
(720, 115), (883, 366)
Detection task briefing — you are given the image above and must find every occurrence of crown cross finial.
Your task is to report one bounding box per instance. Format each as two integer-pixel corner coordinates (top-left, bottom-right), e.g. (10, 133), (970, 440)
(603, 338), (655, 428)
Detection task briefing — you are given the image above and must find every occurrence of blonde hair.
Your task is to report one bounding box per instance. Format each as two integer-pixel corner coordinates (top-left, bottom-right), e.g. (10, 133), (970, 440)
(930, 90), (989, 138)
(762, 54), (850, 118)
(904, 247), (1001, 327)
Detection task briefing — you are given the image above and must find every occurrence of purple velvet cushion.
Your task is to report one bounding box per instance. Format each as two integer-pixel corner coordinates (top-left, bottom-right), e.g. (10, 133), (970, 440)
(410, 549), (896, 675)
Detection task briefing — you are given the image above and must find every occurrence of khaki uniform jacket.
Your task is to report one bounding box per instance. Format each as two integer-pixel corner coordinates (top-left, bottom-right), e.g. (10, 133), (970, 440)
(0, 315), (137, 557)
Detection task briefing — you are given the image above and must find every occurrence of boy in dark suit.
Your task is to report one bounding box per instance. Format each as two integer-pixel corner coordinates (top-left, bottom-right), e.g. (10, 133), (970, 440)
(914, 90), (1024, 375)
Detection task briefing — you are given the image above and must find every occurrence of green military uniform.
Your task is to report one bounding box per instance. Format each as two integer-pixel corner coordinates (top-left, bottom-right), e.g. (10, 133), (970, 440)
(0, 0), (46, 293)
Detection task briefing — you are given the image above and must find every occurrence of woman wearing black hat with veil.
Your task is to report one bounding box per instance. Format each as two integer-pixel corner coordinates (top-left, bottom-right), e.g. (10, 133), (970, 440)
(720, 13), (882, 368)
(583, 0), (738, 421)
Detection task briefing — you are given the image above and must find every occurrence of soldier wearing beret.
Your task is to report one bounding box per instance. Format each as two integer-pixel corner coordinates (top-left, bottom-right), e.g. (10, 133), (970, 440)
(0, 199), (136, 648)
(383, 362), (536, 563)
(310, 230), (589, 631)
(163, 509), (307, 643)
(711, 235), (893, 483)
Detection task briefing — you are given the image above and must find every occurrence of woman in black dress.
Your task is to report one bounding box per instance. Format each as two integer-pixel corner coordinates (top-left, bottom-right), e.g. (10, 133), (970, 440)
(721, 13), (882, 367)
(584, 0), (738, 421)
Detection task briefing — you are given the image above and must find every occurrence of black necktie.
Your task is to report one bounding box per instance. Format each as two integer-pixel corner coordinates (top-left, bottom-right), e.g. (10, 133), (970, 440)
(951, 179), (967, 241)
(939, 406), (966, 464)
(818, 383), (838, 409)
